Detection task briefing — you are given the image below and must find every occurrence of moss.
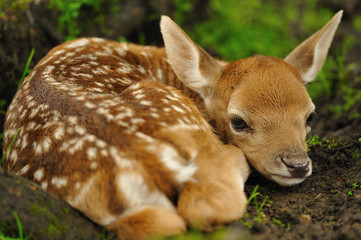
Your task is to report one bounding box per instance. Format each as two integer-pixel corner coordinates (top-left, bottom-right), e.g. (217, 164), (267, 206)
(30, 204), (51, 217)
(62, 207), (70, 216)
(47, 221), (66, 236)
(30, 204), (67, 237)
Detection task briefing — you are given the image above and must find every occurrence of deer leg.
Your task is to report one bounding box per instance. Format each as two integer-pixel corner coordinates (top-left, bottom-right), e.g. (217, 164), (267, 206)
(177, 145), (249, 231)
(107, 206), (187, 240)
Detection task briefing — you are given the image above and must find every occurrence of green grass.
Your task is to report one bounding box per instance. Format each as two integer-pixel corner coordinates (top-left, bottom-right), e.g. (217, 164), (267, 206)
(0, 211), (31, 240)
(347, 182), (361, 197)
(240, 185), (290, 232)
(307, 135), (341, 150)
(18, 49), (34, 87)
(187, 0), (333, 61)
(347, 149), (361, 165)
(1, 46), (33, 160)
(48, 0), (102, 40)
(0, 128), (20, 166)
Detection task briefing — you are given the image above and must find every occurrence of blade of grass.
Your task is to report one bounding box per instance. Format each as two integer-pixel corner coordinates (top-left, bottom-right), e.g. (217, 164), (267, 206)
(13, 211), (23, 239)
(0, 128), (20, 166)
(247, 185), (260, 205)
(18, 49), (34, 87)
(13, 211), (31, 240)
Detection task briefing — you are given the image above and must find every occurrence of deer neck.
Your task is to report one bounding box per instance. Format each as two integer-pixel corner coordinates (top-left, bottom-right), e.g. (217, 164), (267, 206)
(125, 43), (209, 120)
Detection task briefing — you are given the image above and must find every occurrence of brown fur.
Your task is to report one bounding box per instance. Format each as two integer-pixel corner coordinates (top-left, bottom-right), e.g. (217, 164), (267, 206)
(3, 38), (250, 239)
(160, 12), (342, 186)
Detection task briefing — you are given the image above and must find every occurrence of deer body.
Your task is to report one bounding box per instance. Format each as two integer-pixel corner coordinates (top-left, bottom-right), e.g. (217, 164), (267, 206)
(3, 37), (249, 239)
(3, 11), (342, 239)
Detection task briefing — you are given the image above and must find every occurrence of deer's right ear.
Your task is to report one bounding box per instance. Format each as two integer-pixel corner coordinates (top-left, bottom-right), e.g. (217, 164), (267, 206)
(284, 10), (343, 84)
(160, 16), (222, 99)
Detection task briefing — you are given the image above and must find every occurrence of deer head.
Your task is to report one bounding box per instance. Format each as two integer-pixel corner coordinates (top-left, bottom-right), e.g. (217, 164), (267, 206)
(161, 11), (343, 186)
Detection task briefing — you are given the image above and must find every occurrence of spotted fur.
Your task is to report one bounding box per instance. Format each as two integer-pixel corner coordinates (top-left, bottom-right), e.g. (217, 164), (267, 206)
(3, 37), (249, 239)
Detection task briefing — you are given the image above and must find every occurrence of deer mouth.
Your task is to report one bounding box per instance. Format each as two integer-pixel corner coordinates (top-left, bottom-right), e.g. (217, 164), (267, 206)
(270, 174), (307, 186)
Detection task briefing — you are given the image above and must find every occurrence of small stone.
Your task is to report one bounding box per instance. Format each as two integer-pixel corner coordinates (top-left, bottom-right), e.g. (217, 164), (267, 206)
(299, 214), (311, 223)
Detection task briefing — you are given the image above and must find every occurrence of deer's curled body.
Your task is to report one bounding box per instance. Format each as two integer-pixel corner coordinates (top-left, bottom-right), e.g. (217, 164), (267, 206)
(3, 38), (250, 239)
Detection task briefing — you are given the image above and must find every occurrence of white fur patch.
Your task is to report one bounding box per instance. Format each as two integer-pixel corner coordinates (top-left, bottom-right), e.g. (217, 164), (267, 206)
(19, 164), (30, 175)
(34, 169), (44, 181)
(158, 145), (197, 184)
(117, 172), (175, 210)
(51, 177), (68, 188)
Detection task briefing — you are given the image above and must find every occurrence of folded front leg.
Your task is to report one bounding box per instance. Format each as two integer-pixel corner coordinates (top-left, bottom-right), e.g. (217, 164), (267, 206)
(177, 145), (250, 231)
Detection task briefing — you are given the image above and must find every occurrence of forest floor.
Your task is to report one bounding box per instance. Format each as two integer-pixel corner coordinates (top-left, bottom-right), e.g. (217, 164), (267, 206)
(225, 135), (361, 240)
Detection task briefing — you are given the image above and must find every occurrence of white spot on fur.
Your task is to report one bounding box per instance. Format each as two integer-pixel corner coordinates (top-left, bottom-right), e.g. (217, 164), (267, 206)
(59, 141), (69, 152)
(109, 147), (133, 168)
(157, 68), (163, 81)
(87, 147), (97, 160)
(54, 127), (65, 140)
(34, 169), (44, 181)
(43, 65), (55, 75)
(75, 182), (81, 190)
(42, 136), (52, 152)
(90, 161), (97, 169)
(131, 118), (145, 125)
(91, 37), (105, 43)
(135, 132), (154, 143)
(75, 125), (86, 135)
(134, 94), (145, 100)
(21, 134), (28, 150)
(68, 116), (78, 124)
(85, 102), (96, 109)
(150, 112), (159, 118)
(65, 38), (90, 49)
(51, 177), (68, 188)
(33, 141), (44, 155)
(19, 164), (30, 175)
(96, 140), (107, 148)
(69, 139), (84, 154)
(67, 127), (74, 134)
(172, 105), (186, 114)
(140, 100), (152, 106)
(41, 182), (48, 190)
(100, 149), (109, 157)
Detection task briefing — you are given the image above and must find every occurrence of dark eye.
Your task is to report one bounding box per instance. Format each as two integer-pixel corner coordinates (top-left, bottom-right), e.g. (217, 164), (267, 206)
(306, 113), (316, 126)
(231, 117), (249, 131)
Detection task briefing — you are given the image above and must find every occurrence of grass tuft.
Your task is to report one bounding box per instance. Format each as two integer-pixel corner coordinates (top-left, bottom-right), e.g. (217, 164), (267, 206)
(0, 128), (20, 166)
(0, 211), (31, 240)
(18, 49), (34, 87)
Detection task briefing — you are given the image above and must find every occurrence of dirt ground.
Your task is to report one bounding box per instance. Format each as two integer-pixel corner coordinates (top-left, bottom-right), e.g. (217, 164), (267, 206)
(1, 1), (361, 240)
(231, 135), (361, 240)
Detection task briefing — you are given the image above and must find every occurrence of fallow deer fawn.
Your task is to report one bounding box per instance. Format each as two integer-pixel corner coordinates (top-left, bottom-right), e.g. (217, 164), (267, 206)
(3, 11), (342, 239)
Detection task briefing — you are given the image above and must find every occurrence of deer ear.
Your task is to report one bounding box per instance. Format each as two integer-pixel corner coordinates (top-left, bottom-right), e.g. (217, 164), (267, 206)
(160, 16), (222, 99)
(284, 10), (343, 84)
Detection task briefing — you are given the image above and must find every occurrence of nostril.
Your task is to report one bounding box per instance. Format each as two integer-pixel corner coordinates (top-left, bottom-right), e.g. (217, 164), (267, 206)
(281, 159), (310, 177)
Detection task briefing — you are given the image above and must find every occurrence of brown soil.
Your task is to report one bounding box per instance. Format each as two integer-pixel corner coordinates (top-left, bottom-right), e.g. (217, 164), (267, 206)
(233, 136), (361, 240)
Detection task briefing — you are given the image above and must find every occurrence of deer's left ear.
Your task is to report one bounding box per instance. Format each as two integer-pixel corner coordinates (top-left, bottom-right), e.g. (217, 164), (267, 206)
(160, 16), (222, 100)
(284, 10), (343, 84)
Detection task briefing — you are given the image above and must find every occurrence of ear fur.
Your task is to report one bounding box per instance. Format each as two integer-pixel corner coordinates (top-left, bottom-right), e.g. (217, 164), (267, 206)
(160, 16), (222, 99)
(284, 10), (343, 84)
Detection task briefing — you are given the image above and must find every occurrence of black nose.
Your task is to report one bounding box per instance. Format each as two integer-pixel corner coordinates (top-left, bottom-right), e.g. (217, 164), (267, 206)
(281, 159), (310, 178)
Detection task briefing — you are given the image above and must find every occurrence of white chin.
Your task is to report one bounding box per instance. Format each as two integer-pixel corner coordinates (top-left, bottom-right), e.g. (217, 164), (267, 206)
(270, 175), (306, 186)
